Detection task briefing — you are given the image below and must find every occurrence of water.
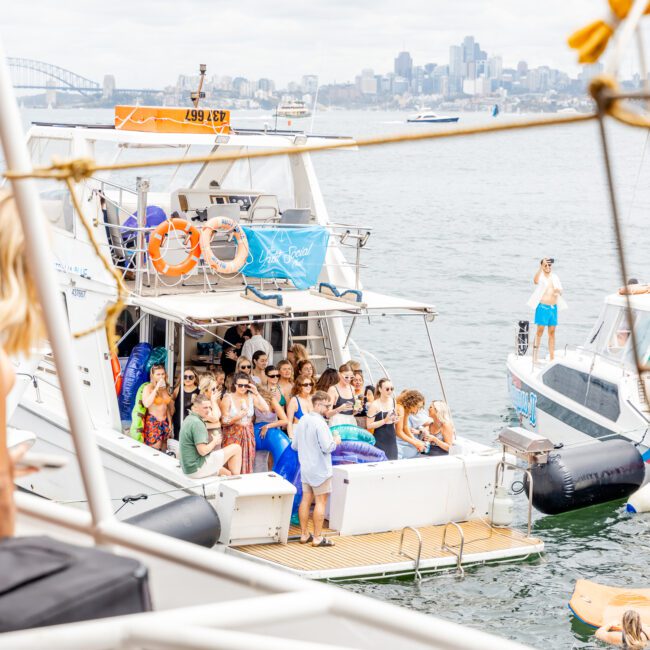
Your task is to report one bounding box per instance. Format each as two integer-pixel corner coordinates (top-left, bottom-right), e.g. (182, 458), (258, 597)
(15, 107), (650, 648)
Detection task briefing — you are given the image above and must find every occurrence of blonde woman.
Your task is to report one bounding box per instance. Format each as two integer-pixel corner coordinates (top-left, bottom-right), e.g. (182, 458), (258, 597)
(198, 374), (222, 432)
(286, 374), (314, 439)
(422, 400), (455, 456)
(287, 343), (309, 373)
(596, 609), (650, 649)
(395, 390), (427, 458)
(0, 192), (45, 537)
(277, 359), (294, 405)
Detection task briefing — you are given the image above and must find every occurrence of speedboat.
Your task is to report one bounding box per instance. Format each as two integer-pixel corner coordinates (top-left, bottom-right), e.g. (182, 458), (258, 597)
(407, 112), (459, 123)
(275, 100), (311, 118)
(506, 290), (650, 456)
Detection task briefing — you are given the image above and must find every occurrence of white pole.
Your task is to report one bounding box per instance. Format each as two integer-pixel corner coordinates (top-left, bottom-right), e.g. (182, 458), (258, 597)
(0, 41), (115, 529)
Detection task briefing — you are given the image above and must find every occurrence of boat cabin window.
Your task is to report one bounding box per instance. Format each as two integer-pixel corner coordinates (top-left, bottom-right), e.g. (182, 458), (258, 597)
(221, 151), (294, 212)
(605, 309), (633, 360)
(28, 137), (74, 234)
(542, 364), (620, 422)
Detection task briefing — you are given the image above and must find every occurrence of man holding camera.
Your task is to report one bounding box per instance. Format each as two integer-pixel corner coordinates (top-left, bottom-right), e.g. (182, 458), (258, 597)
(527, 258), (567, 364)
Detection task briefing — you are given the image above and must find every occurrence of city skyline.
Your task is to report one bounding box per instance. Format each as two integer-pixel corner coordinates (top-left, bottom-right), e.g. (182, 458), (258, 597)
(0, 1), (628, 88)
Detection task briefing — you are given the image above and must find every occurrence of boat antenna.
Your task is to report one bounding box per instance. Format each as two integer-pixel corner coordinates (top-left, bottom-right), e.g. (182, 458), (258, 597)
(190, 63), (207, 108)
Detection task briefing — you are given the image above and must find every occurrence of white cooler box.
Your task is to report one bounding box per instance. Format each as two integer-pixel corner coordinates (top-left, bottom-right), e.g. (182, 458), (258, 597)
(213, 472), (296, 546)
(329, 453), (500, 536)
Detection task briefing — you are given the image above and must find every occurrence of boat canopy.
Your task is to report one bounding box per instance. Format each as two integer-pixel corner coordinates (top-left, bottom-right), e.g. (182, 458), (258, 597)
(130, 288), (436, 326)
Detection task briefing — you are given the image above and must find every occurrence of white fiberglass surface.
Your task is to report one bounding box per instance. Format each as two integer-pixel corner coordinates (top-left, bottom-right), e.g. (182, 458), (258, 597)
(220, 148), (294, 211)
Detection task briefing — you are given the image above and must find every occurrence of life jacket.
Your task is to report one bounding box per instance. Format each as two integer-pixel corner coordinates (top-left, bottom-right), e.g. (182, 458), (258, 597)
(129, 382), (150, 443)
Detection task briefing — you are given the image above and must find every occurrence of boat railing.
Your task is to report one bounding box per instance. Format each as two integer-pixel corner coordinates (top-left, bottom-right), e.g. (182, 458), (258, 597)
(91, 192), (373, 296)
(562, 343), (631, 376)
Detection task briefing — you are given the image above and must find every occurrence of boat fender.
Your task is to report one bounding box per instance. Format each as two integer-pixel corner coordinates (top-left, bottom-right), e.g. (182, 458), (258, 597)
(125, 496), (220, 548)
(110, 353), (122, 395)
(148, 218), (201, 276)
(129, 382), (150, 443)
(626, 482), (650, 513)
(524, 439), (645, 515)
(118, 342), (152, 422)
(199, 217), (249, 275)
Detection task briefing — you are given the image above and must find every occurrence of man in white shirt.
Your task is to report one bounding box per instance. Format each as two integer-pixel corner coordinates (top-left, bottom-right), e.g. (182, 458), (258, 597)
(291, 391), (340, 547)
(241, 322), (274, 363)
(527, 258), (567, 364)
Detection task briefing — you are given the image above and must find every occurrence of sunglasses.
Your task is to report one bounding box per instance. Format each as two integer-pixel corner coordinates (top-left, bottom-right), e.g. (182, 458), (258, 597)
(236, 383), (249, 388)
(267, 374), (280, 379)
(301, 382), (313, 387)
(240, 365), (251, 370)
(343, 375), (353, 380)
(184, 375), (195, 380)
(383, 386), (394, 392)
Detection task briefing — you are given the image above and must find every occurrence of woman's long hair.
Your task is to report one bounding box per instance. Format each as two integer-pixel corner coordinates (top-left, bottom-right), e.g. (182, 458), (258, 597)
(396, 389), (425, 414)
(0, 192), (44, 355)
(291, 373), (314, 397)
(622, 610), (648, 650)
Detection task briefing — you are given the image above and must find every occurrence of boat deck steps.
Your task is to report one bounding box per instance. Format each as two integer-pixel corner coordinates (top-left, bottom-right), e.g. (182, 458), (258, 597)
(228, 519), (544, 581)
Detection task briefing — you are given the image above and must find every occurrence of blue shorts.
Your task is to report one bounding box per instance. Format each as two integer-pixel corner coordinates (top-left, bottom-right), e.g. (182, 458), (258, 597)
(534, 303), (558, 327)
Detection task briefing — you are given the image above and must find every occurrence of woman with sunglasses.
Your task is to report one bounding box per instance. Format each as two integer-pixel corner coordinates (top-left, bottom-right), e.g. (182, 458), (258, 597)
(254, 386), (289, 470)
(251, 350), (268, 385)
(263, 365), (285, 407)
(172, 366), (200, 439)
(366, 378), (399, 460)
(198, 374), (222, 433)
(277, 359), (294, 406)
(221, 371), (269, 474)
(327, 363), (359, 427)
(286, 374), (314, 439)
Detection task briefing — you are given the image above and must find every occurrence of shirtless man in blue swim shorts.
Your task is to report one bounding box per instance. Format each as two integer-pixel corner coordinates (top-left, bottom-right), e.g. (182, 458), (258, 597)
(527, 258), (567, 364)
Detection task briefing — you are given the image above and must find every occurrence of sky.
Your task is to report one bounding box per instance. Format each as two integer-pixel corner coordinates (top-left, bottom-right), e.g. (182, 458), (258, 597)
(0, 1), (624, 89)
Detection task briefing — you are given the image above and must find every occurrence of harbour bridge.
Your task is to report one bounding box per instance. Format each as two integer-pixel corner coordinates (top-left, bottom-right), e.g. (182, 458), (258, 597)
(8, 58), (161, 96)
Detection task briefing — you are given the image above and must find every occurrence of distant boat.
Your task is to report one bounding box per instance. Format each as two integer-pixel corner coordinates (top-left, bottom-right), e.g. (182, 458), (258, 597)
(407, 112), (459, 123)
(492, 104), (499, 117)
(275, 100), (311, 118)
(557, 107), (579, 115)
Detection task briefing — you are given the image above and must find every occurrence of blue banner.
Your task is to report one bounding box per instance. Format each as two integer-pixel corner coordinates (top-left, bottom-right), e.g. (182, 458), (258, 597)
(241, 226), (329, 290)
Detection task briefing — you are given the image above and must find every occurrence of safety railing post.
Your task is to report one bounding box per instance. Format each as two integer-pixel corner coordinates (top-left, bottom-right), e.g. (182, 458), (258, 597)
(136, 177), (149, 295)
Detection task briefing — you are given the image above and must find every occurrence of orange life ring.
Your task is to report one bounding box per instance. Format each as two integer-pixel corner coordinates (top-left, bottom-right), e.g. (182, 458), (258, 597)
(148, 218), (201, 276)
(110, 353), (123, 395)
(200, 217), (249, 274)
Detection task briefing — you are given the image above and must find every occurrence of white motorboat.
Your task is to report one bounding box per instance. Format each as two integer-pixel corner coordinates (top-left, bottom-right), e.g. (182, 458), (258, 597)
(506, 290), (650, 456)
(275, 100), (311, 118)
(407, 112), (459, 124)
(2, 103), (543, 579)
(0, 48), (540, 650)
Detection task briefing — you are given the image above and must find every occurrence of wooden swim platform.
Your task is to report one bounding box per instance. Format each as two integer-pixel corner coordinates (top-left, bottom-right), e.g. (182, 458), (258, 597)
(229, 519), (544, 580)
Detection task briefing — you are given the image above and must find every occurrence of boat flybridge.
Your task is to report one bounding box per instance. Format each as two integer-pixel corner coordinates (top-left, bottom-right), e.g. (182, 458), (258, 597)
(507, 291), (650, 456)
(7, 104), (542, 582)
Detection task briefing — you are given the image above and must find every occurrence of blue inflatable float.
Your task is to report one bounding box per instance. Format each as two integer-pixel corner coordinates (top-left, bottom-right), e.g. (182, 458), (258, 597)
(118, 342), (152, 422)
(256, 426), (387, 516)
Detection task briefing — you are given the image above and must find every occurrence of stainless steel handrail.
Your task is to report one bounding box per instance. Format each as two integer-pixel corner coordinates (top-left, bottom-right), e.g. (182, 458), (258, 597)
(398, 526), (423, 582)
(440, 521), (465, 577)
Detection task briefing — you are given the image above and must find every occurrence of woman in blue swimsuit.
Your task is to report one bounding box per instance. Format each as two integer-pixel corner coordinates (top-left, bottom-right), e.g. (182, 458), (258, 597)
(286, 373), (314, 439)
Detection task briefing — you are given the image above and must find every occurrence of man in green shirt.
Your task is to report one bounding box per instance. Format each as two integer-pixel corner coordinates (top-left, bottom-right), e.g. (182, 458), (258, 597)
(179, 394), (242, 478)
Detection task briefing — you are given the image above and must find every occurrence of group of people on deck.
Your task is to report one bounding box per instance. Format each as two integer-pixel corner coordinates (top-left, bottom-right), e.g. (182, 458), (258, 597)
(135, 320), (455, 482)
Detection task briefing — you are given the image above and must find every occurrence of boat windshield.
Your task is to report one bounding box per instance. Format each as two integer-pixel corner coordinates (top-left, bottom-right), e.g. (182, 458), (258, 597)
(625, 310), (650, 368)
(92, 141), (217, 193)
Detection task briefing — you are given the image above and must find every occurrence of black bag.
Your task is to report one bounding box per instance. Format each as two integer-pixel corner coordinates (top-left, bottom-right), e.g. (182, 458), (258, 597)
(0, 535), (152, 632)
